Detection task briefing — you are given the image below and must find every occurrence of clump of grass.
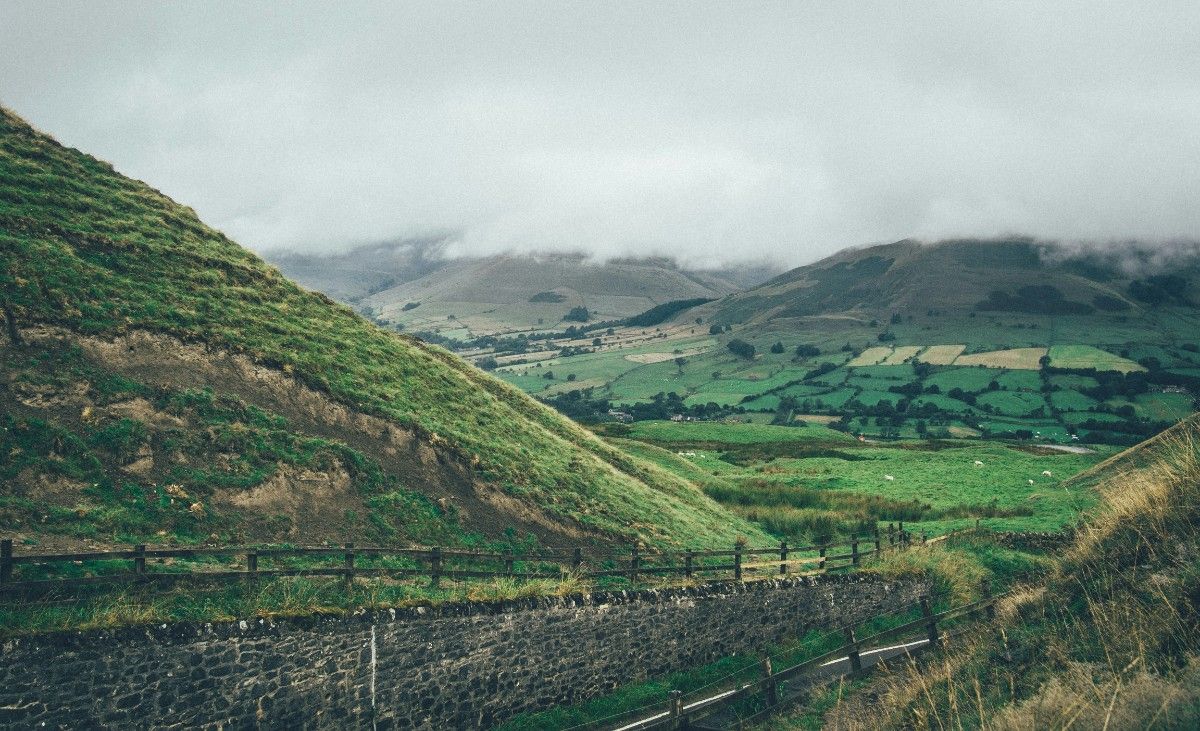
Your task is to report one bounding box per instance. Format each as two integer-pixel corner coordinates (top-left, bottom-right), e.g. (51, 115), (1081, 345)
(705, 479), (929, 521)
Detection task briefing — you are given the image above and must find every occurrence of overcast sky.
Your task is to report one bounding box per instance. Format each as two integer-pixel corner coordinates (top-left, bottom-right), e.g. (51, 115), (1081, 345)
(3, 2), (1199, 266)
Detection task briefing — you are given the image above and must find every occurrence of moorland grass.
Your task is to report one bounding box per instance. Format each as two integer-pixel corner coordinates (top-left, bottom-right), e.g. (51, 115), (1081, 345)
(0, 107), (770, 550)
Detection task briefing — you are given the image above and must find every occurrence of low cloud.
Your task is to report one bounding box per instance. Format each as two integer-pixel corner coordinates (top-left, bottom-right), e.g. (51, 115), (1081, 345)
(3, 2), (1200, 267)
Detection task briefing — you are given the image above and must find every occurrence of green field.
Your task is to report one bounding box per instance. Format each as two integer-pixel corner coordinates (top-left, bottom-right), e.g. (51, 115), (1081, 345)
(612, 420), (1113, 540)
(1049, 344), (1145, 373)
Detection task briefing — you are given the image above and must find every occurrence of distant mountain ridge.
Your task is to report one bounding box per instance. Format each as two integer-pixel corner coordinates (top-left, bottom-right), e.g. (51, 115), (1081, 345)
(713, 238), (1200, 326)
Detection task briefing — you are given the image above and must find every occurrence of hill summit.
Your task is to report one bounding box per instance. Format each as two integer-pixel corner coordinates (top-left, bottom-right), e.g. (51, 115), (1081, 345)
(0, 107), (768, 549)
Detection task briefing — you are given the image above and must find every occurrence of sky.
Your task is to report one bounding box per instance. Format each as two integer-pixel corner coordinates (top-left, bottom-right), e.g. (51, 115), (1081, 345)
(3, 2), (1200, 267)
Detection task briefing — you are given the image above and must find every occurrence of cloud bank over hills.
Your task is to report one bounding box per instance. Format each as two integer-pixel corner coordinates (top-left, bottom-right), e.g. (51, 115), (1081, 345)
(3, 2), (1200, 266)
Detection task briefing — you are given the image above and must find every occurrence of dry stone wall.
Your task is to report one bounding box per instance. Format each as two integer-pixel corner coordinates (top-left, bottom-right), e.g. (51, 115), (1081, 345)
(0, 573), (929, 730)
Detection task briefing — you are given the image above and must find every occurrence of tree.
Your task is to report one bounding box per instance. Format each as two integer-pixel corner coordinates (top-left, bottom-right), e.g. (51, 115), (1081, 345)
(674, 356), (687, 373)
(709, 324), (724, 335)
(794, 344), (820, 358)
(890, 312), (902, 325)
(478, 356), (499, 371)
(727, 339), (756, 359)
(543, 371), (555, 380)
(592, 337), (602, 346)
(564, 306), (590, 322)
(770, 341), (785, 354)
(566, 373), (577, 382)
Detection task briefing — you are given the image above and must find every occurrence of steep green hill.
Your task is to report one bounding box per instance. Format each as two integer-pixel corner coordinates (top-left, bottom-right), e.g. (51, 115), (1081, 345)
(0, 107), (769, 550)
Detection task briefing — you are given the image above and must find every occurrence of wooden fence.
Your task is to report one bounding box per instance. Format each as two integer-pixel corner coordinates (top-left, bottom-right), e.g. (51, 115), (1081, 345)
(0, 524), (926, 594)
(591, 579), (1002, 731)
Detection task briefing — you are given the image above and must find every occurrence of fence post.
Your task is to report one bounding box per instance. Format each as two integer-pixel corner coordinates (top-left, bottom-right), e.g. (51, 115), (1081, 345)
(504, 550), (514, 577)
(899, 521), (905, 546)
(851, 535), (859, 566)
(246, 550), (258, 577)
(981, 579), (995, 620)
(344, 542), (355, 589)
(685, 549), (694, 579)
(921, 531), (927, 545)
(779, 540), (788, 575)
(844, 627), (862, 674)
(1, 539), (11, 583)
(874, 528), (881, 556)
(134, 544), (146, 578)
(975, 518), (981, 532)
(668, 689), (684, 729)
(920, 596), (939, 645)
(887, 523), (895, 548)
(761, 657), (778, 707)
(630, 544), (640, 583)
(572, 547), (583, 574)
(429, 546), (442, 587)
(734, 543), (743, 581)
(818, 545), (827, 572)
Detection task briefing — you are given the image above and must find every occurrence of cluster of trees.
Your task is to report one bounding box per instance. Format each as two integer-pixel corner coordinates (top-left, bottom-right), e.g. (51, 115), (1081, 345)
(1129, 274), (1190, 306)
(726, 339), (756, 359)
(539, 389), (743, 423)
(563, 306), (590, 322)
(625, 298), (714, 327)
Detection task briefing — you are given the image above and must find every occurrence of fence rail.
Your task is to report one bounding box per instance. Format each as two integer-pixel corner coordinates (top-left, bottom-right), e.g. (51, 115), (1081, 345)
(0, 523), (936, 594)
(597, 578), (1002, 731)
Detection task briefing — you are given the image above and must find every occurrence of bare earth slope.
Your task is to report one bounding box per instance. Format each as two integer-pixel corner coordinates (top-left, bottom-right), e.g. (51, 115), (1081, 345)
(0, 106), (769, 549)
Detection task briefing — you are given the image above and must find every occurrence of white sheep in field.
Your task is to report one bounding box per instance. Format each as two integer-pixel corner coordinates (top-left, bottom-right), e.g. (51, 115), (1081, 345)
(1042, 470), (1053, 477)
(1028, 479), (1035, 485)
(973, 460), (984, 467)
(884, 475), (895, 481)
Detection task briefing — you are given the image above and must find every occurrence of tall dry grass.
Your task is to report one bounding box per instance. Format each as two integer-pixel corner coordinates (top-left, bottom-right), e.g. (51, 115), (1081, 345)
(808, 417), (1200, 730)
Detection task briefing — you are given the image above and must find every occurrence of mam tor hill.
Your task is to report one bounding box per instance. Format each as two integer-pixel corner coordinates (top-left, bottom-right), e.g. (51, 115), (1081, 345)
(0, 107), (768, 551)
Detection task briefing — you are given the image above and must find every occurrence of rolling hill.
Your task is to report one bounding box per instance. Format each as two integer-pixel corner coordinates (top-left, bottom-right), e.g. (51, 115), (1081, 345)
(710, 237), (1200, 327)
(271, 243), (779, 337)
(0, 106), (770, 551)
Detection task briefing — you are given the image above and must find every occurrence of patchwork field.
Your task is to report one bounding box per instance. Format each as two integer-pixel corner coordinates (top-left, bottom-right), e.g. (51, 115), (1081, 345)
(1049, 344), (1145, 373)
(847, 346), (893, 366)
(955, 347), (1047, 369)
(880, 345), (922, 365)
(484, 302), (1196, 446)
(916, 344), (966, 365)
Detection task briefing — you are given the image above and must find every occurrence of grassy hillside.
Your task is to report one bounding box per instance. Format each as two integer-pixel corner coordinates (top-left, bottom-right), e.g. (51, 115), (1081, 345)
(0, 106), (770, 549)
(788, 415), (1200, 729)
(714, 238), (1199, 325)
(355, 253), (750, 337)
